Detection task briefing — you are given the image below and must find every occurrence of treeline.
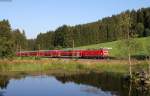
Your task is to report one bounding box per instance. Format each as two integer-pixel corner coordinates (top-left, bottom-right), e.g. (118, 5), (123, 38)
(1, 7), (150, 58)
(34, 7), (150, 50)
(0, 20), (27, 59)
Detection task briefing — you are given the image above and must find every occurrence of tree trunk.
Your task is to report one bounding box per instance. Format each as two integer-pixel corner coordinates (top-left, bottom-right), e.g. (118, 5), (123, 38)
(128, 82), (132, 96)
(129, 52), (132, 79)
(148, 56), (150, 79)
(72, 40), (74, 59)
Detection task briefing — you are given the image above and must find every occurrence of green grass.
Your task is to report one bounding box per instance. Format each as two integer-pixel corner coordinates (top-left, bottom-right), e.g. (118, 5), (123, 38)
(67, 36), (150, 57)
(0, 60), (87, 72)
(0, 59), (149, 75)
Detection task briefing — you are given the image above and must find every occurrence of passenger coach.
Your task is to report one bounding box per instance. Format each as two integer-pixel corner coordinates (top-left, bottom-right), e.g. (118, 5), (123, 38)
(16, 48), (109, 59)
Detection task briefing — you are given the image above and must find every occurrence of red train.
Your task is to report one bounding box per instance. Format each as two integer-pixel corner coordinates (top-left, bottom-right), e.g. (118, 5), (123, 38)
(16, 49), (109, 59)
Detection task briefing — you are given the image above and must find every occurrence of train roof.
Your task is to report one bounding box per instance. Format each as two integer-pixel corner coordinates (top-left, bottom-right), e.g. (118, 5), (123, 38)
(17, 50), (65, 52)
(64, 47), (112, 50)
(17, 48), (112, 53)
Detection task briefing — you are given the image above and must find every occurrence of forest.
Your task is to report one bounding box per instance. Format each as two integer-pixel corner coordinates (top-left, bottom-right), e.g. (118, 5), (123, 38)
(34, 7), (150, 49)
(0, 7), (150, 58)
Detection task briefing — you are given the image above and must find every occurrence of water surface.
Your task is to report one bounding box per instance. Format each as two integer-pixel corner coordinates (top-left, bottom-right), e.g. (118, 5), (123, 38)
(0, 73), (149, 96)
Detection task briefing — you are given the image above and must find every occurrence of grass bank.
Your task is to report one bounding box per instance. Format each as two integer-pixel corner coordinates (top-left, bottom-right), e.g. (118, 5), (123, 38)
(0, 59), (149, 75)
(65, 36), (150, 57)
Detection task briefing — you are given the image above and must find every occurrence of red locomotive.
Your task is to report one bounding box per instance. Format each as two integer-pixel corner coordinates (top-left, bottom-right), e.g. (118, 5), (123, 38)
(16, 48), (109, 59)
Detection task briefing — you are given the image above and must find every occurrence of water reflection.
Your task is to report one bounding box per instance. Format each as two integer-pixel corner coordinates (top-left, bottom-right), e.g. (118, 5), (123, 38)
(0, 76), (9, 90)
(55, 73), (150, 96)
(55, 73), (125, 96)
(0, 73), (149, 96)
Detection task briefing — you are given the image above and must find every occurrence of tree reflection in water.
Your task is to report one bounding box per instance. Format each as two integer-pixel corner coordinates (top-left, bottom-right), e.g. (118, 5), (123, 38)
(0, 76), (9, 90)
(0, 72), (149, 96)
(54, 72), (150, 96)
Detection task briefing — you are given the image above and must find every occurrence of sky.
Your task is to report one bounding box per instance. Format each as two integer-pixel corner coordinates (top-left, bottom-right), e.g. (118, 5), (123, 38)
(0, 0), (150, 39)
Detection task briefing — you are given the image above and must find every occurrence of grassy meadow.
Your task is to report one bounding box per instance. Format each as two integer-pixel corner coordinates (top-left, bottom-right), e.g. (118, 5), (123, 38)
(0, 59), (149, 75)
(66, 36), (150, 57)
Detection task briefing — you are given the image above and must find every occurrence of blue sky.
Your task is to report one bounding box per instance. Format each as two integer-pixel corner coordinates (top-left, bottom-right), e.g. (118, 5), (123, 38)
(0, 0), (150, 39)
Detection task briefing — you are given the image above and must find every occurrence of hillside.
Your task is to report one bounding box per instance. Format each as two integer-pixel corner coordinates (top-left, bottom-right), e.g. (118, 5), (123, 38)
(67, 36), (150, 57)
(33, 7), (150, 50)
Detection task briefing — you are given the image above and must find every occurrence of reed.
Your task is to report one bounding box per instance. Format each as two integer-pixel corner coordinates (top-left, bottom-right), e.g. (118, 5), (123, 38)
(0, 59), (148, 75)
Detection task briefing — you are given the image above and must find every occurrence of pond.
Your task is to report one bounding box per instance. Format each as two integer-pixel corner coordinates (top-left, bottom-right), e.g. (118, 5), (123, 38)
(0, 73), (149, 96)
